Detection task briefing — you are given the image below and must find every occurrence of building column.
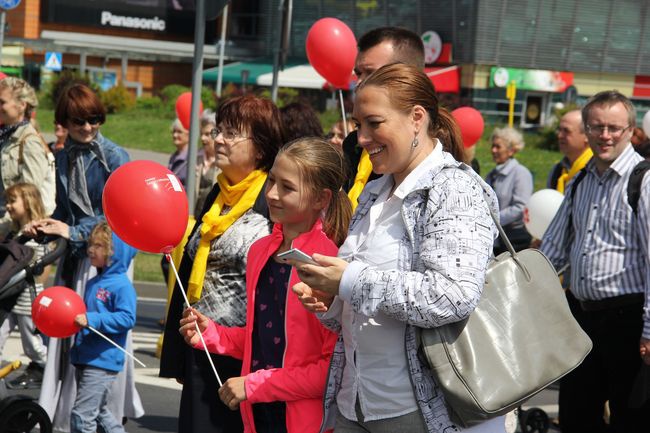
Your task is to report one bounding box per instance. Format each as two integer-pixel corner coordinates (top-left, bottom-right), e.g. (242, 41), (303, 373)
(121, 54), (128, 83)
(80, 52), (87, 75)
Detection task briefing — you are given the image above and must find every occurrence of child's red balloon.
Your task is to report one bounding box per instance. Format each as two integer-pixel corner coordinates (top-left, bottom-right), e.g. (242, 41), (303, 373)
(102, 160), (189, 254)
(32, 286), (86, 338)
(175, 92), (203, 130)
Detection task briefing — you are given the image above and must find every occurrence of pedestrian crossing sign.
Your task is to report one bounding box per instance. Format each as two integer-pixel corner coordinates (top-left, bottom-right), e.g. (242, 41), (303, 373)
(44, 52), (62, 71)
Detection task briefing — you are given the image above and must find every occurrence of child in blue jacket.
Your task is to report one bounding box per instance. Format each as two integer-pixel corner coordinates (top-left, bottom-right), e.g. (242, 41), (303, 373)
(70, 222), (137, 433)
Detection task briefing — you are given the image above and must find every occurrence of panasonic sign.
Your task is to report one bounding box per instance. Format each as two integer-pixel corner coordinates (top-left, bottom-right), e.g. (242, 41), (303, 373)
(100, 11), (166, 32)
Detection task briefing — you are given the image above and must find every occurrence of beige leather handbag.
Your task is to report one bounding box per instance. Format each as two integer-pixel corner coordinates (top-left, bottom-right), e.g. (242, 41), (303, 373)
(420, 190), (592, 428)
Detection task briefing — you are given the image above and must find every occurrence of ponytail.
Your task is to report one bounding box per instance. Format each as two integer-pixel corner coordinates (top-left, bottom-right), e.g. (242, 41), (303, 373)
(323, 189), (353, 247)
(433, 108), (466, 163)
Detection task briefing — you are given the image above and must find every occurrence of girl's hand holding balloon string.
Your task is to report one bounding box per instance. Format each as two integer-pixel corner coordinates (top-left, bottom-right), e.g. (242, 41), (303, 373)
(179, 307), (211, 347)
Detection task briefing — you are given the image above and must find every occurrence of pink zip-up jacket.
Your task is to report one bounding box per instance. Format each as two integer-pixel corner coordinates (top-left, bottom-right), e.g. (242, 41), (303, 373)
(194, 220), (338, 433)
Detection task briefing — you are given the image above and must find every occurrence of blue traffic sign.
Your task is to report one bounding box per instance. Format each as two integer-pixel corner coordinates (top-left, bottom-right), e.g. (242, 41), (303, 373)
(44, 51), (62, 71)
(0, 0), (21, 10)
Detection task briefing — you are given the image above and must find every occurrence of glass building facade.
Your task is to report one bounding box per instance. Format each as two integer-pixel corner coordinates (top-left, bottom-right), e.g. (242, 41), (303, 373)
(228, 0), (649, 125)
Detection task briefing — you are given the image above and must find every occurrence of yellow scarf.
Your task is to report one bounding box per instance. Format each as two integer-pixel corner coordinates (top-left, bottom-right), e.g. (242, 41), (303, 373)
(556, 148), (593, 194)
(347, 150), (372, 211)
(187, 170), (267, 302)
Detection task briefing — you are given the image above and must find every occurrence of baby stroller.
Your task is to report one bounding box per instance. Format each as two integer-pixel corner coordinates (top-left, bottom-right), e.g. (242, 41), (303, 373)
(0, 235), (67, 433)
(0, 360), (52, 432)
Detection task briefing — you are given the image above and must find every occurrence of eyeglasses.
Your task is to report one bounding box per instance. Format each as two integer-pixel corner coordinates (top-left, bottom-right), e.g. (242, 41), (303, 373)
(210, 126), (250, 143)
(585, 124), (631, 137)
(70, 116), (103, 127)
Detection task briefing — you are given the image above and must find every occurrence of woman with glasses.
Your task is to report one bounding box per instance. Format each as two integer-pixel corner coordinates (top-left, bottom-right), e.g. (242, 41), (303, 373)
(160, 94), (285, 433)
(0, 77), (55, 237)
(485, 127), (534, 255)
(25, 83), (144, 431)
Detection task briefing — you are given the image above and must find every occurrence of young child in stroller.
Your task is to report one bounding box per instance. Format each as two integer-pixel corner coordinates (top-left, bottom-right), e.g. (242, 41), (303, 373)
(0, 183), (50, 389)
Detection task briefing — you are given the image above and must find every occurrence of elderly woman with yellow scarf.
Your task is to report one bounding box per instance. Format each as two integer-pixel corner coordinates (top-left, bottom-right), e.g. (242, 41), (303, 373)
(160, 95), (285, 433)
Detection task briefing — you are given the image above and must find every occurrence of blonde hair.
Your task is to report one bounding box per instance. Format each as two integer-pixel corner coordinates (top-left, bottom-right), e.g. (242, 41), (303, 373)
(276, 138), (352, 246)
(89, 222), (114, 265)
(0, 77), (38, 120)
(356, 63), (465, 162)
(4, 183), (46, 231)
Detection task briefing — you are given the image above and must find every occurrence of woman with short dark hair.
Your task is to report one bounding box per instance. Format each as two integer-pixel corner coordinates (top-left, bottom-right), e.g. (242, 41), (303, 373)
(26, 83), (144, 431)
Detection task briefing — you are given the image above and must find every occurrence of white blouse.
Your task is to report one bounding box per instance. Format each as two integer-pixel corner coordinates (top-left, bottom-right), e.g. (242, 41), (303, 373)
(335, 144), (444, 422)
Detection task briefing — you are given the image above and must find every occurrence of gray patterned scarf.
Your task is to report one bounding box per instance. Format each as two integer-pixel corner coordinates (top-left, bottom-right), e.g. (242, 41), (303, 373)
(66, 133), (110, 216)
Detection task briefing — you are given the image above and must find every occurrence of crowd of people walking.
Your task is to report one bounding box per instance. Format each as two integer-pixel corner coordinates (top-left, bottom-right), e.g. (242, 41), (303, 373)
(0, 22), (649, 433)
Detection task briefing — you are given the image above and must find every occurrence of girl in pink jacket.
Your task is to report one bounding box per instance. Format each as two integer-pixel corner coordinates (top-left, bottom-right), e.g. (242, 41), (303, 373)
(180, 138), (352, 433)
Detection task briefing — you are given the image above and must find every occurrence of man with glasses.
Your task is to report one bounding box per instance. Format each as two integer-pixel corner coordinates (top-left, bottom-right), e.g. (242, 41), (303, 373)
(541, 90), (650, 433)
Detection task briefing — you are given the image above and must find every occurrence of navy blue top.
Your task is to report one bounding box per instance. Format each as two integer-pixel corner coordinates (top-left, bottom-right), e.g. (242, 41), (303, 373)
(251, 258), (290, 433)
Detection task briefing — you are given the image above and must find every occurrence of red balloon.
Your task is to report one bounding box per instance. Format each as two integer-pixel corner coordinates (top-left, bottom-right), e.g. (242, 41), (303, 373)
(175, 92), (204, 130)
(32, 286), (86, 338)
(102, 160), (189, 254)
(306, 18), (357, 89)
(452, 107), (485, 148)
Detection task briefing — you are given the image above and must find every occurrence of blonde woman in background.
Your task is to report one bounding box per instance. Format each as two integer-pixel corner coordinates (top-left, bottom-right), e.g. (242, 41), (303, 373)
(0, 77), (55, 237)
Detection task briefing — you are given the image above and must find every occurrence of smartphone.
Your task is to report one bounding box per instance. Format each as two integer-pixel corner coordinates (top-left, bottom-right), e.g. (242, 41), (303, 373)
(277, 248), (319, 266)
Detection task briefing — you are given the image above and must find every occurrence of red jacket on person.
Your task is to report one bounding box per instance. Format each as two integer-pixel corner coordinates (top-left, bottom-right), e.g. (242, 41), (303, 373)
(194, 220), (338, 433)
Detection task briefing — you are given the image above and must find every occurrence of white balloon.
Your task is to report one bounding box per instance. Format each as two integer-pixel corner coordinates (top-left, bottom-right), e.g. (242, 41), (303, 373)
(524, 189), (565, 239)
(643, 110), (650, 138)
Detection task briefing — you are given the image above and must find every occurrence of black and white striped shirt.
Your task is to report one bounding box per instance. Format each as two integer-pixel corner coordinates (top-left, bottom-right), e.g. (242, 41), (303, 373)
(541, 144), (650, 339)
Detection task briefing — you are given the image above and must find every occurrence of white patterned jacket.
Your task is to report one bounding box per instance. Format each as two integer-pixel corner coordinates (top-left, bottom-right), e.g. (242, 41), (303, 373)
(318, 153), (499, 433)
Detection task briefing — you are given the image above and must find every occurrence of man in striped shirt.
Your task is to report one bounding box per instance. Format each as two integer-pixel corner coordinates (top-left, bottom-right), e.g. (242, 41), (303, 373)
(541, 90), (650, 433)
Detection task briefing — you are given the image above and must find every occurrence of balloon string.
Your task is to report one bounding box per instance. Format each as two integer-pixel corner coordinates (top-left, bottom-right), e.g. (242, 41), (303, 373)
(166, 253), (223, 387)
(86, 326), (146, 368)
(338, 89), (348, 136)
